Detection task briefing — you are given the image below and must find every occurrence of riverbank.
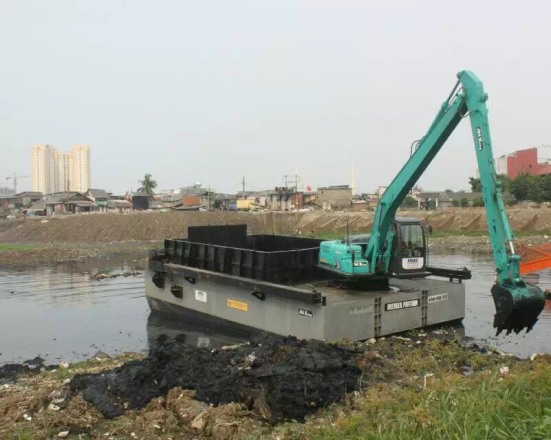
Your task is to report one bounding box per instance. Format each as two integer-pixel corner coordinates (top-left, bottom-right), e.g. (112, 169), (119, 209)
(1, 328), (550, 439)
(1, 234), (549, 269)
(0, 209), (549, 267)
(0, 241), (157, 269)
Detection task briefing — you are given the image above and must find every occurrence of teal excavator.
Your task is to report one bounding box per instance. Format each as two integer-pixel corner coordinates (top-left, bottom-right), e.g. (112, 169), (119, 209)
(319, 70), (545, 335)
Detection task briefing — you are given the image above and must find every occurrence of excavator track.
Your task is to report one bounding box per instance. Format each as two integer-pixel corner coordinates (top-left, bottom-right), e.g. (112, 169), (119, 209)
(491, 283), (545, 335)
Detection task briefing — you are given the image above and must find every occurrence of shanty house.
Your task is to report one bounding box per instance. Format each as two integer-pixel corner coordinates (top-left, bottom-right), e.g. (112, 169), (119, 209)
(317, 185), (353, 210)
(85, 189), (109, 212)
(44, 192), (97, 215)
(107, 198), (133, 212)
(16, 192), (44, 207)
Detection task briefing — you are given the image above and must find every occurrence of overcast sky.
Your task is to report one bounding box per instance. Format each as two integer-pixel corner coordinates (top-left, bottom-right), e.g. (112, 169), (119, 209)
(1, 1), (550, 194)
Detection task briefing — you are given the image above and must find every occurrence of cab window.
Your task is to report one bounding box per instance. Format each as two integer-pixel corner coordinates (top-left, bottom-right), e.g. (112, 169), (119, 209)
(399, 224), (424, 257)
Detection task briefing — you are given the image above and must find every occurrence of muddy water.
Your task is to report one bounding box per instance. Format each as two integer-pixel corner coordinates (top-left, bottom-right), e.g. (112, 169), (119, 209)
(0, 266), (150, 365)
(429, 254), (551, 358)
(0, 254), (550, 365)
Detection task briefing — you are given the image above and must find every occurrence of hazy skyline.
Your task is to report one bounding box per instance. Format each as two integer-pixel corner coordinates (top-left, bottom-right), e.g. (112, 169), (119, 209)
(1, 1), (550, 194)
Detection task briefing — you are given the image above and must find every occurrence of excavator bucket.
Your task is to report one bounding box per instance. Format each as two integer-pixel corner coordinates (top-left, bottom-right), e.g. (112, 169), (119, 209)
(491, 283), (545, 335)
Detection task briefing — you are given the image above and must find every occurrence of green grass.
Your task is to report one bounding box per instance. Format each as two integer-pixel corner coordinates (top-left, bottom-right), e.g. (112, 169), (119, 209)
(430, 230), (488, 238)
(292, 230), (551, 240)
(4, 426), (56, 440)
(5, 429), (39, 440)
(51, 353), (144, 380)
(432, 230), (551, 238)
(0, 243), (39, 252)
(286, 363), (551, 440)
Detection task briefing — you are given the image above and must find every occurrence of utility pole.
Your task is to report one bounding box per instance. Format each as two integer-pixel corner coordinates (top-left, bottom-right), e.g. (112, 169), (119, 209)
(283, 173), (300, 192)
(351, 165), (356, 195)
(242, 176), (246, 199)
(282, 171), (301, 210)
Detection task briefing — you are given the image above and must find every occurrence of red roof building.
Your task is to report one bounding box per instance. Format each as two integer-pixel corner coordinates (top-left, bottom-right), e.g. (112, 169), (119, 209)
(497, 147), (551, 179)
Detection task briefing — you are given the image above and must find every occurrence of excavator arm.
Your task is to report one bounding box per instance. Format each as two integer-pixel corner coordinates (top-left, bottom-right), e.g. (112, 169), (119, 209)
(364, 70), (544, 334)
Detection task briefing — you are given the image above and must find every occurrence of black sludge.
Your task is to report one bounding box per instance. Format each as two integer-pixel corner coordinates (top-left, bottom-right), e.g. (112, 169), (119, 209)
(70, 333), (361, 421)
(0, 357), (49, 384)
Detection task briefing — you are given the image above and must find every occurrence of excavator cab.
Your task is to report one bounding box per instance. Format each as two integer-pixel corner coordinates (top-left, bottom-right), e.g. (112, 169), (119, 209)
(388, 218), (428, 278)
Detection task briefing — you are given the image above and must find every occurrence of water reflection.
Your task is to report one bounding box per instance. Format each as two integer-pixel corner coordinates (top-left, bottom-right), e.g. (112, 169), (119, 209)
(0, 267), (149, 365)
(430, 254), (551, 358)
(147, 311), (256, 350)
(0, 253), (550, 365)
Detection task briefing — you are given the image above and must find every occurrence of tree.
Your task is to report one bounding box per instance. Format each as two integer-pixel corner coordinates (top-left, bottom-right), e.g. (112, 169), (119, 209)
(472, 197), (484, 207)
(510, 173), (535, 201)
(468, 177), (482, 192)
(469, 175), (511, 193)
(544, 175), (551, 201)
(452, 199), (460, 207)
(138, 173), (157, 196)
(497, 174), (511, 192)
(401, 196), (418, 208)
(460, 197), (469, 207)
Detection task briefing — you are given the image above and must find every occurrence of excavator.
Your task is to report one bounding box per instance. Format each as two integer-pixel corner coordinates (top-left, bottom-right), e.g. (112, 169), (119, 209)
(318, 70), (545, 335)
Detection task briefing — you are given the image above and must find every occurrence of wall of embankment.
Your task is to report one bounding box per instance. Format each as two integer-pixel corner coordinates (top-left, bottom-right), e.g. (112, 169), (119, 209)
(0, 207), (550, 244)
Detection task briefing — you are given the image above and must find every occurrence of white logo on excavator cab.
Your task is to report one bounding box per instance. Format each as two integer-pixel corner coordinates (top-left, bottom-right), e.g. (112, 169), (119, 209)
(402, 257), (424, 270)
(476, 127), (484, 150)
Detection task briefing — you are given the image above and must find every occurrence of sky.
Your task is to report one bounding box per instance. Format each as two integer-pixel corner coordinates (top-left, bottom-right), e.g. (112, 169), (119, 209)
(1, 0), (550, 195)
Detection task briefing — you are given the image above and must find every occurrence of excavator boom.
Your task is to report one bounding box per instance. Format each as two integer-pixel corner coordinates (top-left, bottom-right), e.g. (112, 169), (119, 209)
(321, 70), (545, 335)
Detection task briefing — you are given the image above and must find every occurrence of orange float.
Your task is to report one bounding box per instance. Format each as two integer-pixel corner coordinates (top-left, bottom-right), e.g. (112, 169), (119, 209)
(518, 242), (551, 274)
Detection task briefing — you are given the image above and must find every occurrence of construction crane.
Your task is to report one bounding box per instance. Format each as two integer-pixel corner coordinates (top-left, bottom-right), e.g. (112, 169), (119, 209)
(6, 173), (30, 195)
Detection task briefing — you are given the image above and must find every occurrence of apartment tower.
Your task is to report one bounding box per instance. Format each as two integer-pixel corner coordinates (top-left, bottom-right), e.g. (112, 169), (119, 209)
(31, 145), (91, 194)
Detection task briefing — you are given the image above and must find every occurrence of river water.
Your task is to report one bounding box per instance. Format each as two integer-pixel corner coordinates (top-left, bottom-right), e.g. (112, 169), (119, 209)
(0, 254), (549, 365)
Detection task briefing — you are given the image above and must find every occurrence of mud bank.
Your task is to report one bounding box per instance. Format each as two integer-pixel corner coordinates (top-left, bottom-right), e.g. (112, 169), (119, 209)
(1, 234), (548, 268)
(0, 241), (156, 269)
(3, 327), (549, 439)
(70, 333), (361, 422)
(1, 209), (551, 268)
(2, 208), (551, 245)
(0, 357), (53, 384)
(428, 234), (550, 254)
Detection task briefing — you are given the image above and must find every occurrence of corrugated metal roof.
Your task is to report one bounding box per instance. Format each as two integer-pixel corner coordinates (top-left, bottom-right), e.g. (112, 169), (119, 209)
(87, 189), (108, 198)
(108, 200), (132, 208)
(70, 201), (96, 207)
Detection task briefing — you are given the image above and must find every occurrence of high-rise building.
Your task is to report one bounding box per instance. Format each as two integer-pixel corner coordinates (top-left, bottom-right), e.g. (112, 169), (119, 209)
(31, 145), (58, 195)
(69, 145), (90, 192)
(31, 145), (91, 194)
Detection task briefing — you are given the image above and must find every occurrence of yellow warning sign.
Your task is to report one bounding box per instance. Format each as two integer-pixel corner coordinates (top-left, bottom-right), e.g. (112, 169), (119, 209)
(227, 299), (248, 312)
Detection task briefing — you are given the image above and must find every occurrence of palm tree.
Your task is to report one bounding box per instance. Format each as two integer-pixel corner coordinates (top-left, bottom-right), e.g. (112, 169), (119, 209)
(138, 173), (157, 196)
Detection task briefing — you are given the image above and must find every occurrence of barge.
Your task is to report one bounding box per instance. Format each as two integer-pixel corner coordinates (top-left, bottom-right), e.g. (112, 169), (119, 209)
(146, 225), (470, 340)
